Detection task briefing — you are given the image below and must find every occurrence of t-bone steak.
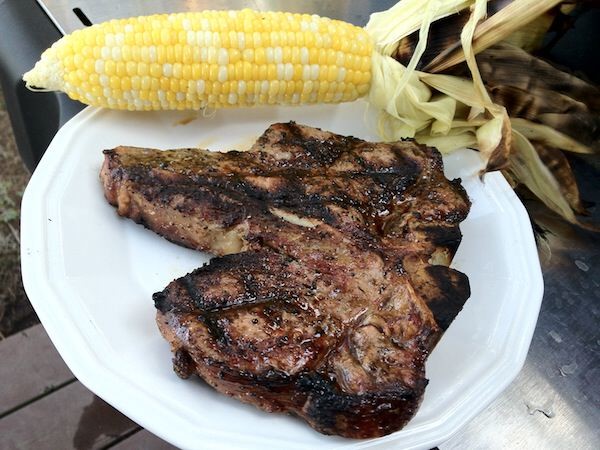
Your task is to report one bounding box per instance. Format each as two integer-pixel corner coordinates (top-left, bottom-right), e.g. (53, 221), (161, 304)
(100, 122), (471, 438)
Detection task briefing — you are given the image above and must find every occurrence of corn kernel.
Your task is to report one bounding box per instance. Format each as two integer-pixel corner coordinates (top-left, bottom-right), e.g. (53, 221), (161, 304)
(121, 77), (131, 91)
(173, 63), (183, 79)
(258, 65), (268, 80)
(150, 63), (162, 78)
(174, 44), (183, 61)
(109, 76), (120, 90)
(116, 62), (127, 77)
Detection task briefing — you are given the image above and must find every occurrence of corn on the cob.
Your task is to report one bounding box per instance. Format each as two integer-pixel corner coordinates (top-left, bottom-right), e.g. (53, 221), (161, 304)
(23, 9), (373, 110)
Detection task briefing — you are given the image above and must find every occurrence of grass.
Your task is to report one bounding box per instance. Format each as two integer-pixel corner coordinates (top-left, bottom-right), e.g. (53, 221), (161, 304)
(0, 87), (38, 339)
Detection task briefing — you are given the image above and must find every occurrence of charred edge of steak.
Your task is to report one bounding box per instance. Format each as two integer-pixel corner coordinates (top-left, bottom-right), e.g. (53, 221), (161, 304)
(100, 149), (122, 206)
(172, 347), (196, 379)
(160, 318), (427, 439)
(296, 372), (426, 438)
(420, 224), (464, 255)
(402, 255), (471, 332)
(421, 266), (471, 330)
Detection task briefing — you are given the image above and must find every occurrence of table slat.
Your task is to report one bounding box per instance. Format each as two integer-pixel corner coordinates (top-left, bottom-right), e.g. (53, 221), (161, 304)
(0, 324), (74, 416)
(110, 429), (179, 449)
(0, 381), (138, 449)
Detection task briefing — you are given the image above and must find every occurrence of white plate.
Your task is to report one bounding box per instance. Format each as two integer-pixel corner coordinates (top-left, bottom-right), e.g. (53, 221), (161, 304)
(21, 102), (543, 450)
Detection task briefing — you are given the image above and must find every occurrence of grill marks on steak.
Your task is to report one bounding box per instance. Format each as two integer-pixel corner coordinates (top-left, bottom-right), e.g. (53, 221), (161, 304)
(100, 122), (471, 438)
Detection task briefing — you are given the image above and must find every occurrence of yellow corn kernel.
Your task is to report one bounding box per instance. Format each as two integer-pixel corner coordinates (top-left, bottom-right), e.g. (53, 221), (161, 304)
(150, 63), (161, 78)
(182, 64), (192, 81)
(120, 77), (131, 91)
(137, 62), (149, 77)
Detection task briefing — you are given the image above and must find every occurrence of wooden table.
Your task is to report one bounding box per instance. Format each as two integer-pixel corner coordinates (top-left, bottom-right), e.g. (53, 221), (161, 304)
(0, 324), (177, 449)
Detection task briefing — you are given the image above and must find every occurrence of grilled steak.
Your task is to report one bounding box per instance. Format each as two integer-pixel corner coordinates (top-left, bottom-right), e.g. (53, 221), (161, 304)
(100, 122), (471, 438)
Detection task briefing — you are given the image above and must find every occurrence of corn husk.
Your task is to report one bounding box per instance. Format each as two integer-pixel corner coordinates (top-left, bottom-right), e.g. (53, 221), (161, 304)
(535, 112), (600, 152)
(511, 118), (593, 154)
(426, 0), (564, 73)
(488, 84), (589, 121)
(501, 9), (555, 51)
(416, 128), (478, 153)
(368, 52), (457, 139)
(366, 0), (512, 172)
(478, 43), (600, 152)
(476, 43), (600, 111)
(366, 0), (473, 55)
(366, 0), (472, 141)
(370, 0), (598, 228)
(454, 0), (511, 171)
(473, 41), (598, 225)
(533, 143), (587, 214)
(507, 130), (599, 230)
(416, 71), (511, 171)
(392, 9), (470, 70)
(507, 129), (578, 224)
(391, 0), (556, 71)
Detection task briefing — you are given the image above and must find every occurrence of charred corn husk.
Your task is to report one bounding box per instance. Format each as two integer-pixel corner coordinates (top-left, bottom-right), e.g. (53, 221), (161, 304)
(476, 42), (599, 225)
(423, 0), (564, 73)
(532, 143), (587, 215)
(478, 43), (600, 152)
(508, 129), (580, 224)
(390, 0), (557, 71)
(477, 43), (600, 111)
